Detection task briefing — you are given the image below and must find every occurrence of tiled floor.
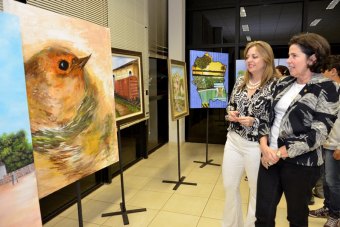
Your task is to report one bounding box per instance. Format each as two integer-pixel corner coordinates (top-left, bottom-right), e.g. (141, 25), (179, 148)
(43, 142), (327, 227)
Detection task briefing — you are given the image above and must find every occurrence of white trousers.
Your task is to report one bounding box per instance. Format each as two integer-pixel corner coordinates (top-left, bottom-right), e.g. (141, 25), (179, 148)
(222, 131), (261, 227)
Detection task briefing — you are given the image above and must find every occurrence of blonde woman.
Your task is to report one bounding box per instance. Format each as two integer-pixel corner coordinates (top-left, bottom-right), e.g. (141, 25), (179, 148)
(223, 41), (279, 227)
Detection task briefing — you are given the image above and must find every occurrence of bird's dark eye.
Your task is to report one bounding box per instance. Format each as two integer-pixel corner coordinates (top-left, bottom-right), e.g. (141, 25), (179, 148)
(59, 60), (69, 71)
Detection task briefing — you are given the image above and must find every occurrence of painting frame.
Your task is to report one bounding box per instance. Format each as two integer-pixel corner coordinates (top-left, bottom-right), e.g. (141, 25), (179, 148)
(111, 48), (145, 126)
(189, 50), (229, 109)
(168, 59), (189, 121)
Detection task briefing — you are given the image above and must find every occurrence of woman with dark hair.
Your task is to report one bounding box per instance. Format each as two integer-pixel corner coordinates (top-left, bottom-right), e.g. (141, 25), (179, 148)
(275, 65), (290, 76)
(255, 33), (340, 227)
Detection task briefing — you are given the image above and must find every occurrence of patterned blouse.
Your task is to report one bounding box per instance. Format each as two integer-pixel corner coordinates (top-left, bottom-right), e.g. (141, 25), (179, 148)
(226, 75), (276, 142)
(258, 74), (340, 166)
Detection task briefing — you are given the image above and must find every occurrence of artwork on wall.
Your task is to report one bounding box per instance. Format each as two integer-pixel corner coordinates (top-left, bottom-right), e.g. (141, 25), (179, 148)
(168, 59), (189, 120)
(189, 50), (229, 108)
(4, 0), (118, 198)
(111, 48), (145, 126)
(235, 58), (288, 79)
(0, 12), (42, 227)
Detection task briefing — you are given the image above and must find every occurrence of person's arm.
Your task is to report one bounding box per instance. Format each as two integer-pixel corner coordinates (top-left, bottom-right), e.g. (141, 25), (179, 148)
(258, 80), (280, 166)
(260, 136), (280, 166)
(282, 82), (339, 158)
(331, 115), (340, 160)
(333, 149), (340, 160)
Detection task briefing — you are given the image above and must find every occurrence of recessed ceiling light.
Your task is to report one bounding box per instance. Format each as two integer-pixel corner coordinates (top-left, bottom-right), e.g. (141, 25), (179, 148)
(242, 24), (249, 32)
(246, 36), (251, 41)
(240, 7), (247, 17)
(310, 18), (322, 26)
(326, 0), (339, 9)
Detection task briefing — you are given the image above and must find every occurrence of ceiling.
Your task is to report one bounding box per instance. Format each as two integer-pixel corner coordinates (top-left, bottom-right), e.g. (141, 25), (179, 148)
(187, 0), (340, 47)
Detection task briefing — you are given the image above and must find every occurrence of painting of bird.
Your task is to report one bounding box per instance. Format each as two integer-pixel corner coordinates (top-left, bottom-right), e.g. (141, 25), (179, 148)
(4, 0), (118, 198)
(25, 47), (91, 132)
(25, 46), (115, 182)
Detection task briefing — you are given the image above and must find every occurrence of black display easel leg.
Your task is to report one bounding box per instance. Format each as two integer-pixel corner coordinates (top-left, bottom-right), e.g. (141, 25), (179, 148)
(76, 181), (83, 227)
(162, 120), (197, 190)
(102, 125), (146, 225)
(193, 109), (220, 168)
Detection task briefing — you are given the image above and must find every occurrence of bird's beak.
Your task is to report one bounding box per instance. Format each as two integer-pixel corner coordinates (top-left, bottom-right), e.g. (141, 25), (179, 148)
(76, 54), (91, 69)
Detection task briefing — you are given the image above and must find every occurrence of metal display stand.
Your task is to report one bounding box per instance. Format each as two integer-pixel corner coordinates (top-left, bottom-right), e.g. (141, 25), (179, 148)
(193, 109), (220, 168)
(102, 124), (146, 225)
(162, 120), (197, 190)
(76, 181), (83, 227)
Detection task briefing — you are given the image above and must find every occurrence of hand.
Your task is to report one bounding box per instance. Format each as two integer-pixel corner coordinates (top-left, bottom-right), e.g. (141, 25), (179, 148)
(227, 111), (239, 122)
(261, 156), (277, 169)
(261, 157), (270, 169)
(333, 149), (340, 160)
(238, 116), (255, 127)
(260, 144), (280, 165)
(278, 146), (289, 158)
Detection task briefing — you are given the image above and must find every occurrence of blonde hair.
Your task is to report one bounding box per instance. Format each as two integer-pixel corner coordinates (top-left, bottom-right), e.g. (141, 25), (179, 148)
(239, 41), (279, 90)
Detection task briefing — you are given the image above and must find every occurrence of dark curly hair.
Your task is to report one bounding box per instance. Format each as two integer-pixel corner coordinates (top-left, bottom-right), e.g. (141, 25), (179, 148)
(288, 33), (330, 73)
(323, 55), (340, 77)
(276, 65), (290, 76)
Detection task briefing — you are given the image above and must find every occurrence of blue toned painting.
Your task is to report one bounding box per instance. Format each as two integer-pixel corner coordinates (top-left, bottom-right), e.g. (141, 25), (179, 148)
(0, 12), (42, 227)
(189, 50), (229, 108)
(0, 14), (32, 142)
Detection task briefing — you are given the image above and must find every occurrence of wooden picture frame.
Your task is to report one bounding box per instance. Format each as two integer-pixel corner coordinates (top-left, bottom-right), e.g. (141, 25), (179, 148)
(168, 59), (189, 120)
(111, 48), (145, 126)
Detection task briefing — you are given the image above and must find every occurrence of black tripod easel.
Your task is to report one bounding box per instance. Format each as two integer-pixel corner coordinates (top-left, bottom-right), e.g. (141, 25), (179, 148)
(102, 124), (146, 225)
(162, 120), (197, 190)
(75, 181), (84, 227)
(193, 109), (221, 168)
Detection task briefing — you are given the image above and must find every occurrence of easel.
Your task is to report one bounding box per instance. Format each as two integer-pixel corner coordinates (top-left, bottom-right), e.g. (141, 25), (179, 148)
(102, 124), (146, 225)
(162, 120), (197, 190)
(193, 109), (220, 168)
(75, 181), (83, 227)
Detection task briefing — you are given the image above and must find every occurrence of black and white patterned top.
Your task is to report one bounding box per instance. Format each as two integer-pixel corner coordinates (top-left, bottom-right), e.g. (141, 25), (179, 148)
(258, 74), (340, 166)
(226, 75), (276, 142)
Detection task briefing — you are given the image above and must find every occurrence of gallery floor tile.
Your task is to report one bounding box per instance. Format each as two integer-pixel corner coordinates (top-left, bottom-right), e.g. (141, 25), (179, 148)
(43, 142), (326, 227)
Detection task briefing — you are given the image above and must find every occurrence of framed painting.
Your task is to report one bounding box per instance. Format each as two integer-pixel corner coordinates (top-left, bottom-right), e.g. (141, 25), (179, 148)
(168, 59), (189, 121)
(189, 50), (229, 108)
(111, 48), (145, 126)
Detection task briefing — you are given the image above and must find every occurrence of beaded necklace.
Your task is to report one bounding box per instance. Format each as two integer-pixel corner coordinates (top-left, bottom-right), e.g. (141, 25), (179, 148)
(246, 80), (260, 90)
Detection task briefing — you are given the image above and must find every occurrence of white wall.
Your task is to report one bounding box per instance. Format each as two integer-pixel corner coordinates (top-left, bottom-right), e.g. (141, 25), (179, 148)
(168, 0), (186, 143)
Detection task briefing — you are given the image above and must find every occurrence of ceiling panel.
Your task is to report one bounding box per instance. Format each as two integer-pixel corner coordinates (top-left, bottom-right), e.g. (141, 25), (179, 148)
(187, 0), (340, 46)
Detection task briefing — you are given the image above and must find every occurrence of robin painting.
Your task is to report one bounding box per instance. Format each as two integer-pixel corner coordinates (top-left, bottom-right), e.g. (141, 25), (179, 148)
(25, 46), (114, 178)
(25, 47), (91, 131)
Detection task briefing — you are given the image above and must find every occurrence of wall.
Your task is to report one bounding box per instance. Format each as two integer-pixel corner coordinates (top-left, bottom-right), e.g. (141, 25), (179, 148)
(168, 0), (185, 143)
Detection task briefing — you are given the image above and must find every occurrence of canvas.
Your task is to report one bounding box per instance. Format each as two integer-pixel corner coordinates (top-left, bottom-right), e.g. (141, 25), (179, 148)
(168, 59), (189, 120)
(189, 50), (229, 108)
(4, 0), (118, 198)
(111, 48), (145, 126)
(0, 12), (42, 227)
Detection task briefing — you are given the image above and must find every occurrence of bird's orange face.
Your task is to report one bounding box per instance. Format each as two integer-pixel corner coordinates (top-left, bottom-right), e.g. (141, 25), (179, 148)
(44, 49), (90, 79)
(25, 47), (92, 129)
(33, 48), (91, 90)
